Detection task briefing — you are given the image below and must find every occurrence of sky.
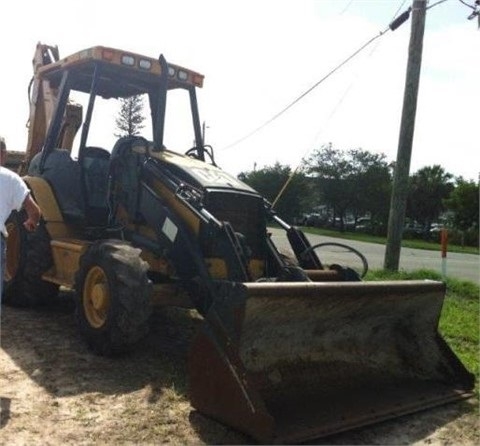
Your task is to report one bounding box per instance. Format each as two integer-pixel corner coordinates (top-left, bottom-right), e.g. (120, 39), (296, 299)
(0, 0), (478, 181)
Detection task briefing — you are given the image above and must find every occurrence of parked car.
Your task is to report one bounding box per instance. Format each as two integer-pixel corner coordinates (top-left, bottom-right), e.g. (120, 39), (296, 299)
(302, 213), (326, 227)
(430, 223), (444, 234)
(355, 218), (372, 232)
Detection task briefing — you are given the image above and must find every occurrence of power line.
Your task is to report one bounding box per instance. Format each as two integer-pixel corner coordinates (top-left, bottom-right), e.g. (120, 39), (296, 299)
(427, 0), (449, 10)
(457, 0), (480, 21)
(392, 0), (409, 19)
(340, 0), (354, 15)
(271, 35), (383, 209)
(457, 0), (476, 10)
(270, 1), (413, 209)
(271, 0), (453, 210)
(221, 7), (412, 152)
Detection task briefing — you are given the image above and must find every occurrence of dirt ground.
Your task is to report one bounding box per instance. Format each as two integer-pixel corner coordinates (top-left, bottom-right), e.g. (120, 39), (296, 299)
(1, 293), (478, 445)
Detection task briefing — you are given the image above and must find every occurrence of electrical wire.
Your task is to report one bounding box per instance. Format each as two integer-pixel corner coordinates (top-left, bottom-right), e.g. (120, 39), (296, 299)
(220, 25), (392, 152)
(271, 81), (356, 209)
(340, 0), (354, 15)
(392, 0), (409, 19)
(457, 0), (480, 20)
(221, 1), (431, 154)
(427, 0), (449, 10)
(457, 0), (476, 10)
(270, 3), (412, 208)
(271, 0), (454, 210)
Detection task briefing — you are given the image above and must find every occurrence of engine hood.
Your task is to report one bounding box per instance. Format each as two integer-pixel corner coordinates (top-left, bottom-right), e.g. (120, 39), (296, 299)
(151, 149), (257, 194)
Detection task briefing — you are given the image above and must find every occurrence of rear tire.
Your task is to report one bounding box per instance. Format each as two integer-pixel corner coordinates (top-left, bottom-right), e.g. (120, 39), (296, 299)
(3, 210), (59, 306)
(74, 240), (153, 356)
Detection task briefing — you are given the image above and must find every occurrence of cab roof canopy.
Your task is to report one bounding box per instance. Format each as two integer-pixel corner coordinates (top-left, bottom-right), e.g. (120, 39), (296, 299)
(37, 46), (204, 99)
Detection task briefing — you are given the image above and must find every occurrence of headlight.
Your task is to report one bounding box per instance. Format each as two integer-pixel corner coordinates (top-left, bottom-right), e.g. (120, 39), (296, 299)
(121, 55), (135, 66)
(138, 59), (152, 70)
(177, 70), (188, 81)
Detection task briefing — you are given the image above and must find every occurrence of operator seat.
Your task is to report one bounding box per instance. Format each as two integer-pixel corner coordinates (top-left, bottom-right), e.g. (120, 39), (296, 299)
(109, 136), (148, 223)
(81, 146), (111, 227)
(28, 149), (85, 225)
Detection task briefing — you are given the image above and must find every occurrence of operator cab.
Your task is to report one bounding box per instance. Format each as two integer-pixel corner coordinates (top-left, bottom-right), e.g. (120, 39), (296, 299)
(29, 46), (207, 230)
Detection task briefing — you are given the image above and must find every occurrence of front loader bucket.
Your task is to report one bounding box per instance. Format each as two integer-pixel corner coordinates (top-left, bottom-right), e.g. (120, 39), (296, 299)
(189, 280), (474, 444)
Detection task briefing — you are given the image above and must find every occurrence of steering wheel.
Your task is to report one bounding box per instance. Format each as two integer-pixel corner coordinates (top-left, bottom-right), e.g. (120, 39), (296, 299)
(185, 145), (216, 165)
(300, 242), (369, 278)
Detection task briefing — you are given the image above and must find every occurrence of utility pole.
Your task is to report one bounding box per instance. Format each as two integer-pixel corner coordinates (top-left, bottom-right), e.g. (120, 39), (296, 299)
(384, 0), (427, 271)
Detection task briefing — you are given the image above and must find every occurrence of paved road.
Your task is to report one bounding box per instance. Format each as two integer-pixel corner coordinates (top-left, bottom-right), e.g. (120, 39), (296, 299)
(269, 228), (479, 284)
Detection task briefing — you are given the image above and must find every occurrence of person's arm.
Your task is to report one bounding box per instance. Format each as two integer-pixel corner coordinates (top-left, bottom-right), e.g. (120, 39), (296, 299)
(22, 194), (41, 232)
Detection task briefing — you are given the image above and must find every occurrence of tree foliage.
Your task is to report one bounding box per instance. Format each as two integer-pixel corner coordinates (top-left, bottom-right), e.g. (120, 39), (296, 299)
(407, 165), (454, 229)
(234, 145), (477, 245)
(444, 177), (479, 232)
(303, 144), (391, 231)
(115, 95), (146, 137)
(304, 144), (352, 228)
(347, 148), (392, 225)
(238, 163), (309, 223)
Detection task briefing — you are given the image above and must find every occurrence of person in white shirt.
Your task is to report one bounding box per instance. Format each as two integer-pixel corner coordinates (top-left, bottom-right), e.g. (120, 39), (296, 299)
(0, 137), (42, 306)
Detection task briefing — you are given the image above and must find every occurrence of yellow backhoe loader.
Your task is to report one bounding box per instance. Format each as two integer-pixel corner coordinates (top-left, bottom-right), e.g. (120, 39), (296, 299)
(3, 42), (474, 444)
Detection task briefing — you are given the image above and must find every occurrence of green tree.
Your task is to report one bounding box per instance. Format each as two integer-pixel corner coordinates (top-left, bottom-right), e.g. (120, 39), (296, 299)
(407, 165), (454, 231)
(444, 177), (479, 246)
(348, 149), (392, 231)
(304, 144), (391, 232)
(304, 144), (352, 229)
(115, 95), (146, 137)
(238, 163), (309, 223)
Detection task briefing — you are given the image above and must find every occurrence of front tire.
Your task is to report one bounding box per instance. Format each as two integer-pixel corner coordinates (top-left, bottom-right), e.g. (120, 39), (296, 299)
(3, 210), (59, 306)
(74, 240), (153, 356)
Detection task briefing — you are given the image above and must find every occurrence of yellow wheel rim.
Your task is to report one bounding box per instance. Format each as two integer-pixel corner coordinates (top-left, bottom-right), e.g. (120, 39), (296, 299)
(83, 266), (110, 328)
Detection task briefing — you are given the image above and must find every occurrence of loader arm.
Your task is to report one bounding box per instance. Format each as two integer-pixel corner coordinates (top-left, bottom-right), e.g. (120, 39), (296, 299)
(124, 153), (254, 312)
(270, 210), (324, 270)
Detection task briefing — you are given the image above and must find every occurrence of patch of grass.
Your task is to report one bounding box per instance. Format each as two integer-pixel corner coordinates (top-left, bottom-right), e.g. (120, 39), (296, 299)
(365, 268), (443, 282)
(441, 297), (479, 378)
(366, 268), (479, 386)
(299, 226), (479, 255)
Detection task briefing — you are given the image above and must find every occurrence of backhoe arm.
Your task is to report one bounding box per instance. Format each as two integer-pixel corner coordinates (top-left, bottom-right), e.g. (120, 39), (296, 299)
(20, 43), (82, 175)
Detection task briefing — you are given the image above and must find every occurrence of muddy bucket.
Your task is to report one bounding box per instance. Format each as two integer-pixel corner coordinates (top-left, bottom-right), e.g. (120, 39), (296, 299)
(189, 280), (474, 444)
